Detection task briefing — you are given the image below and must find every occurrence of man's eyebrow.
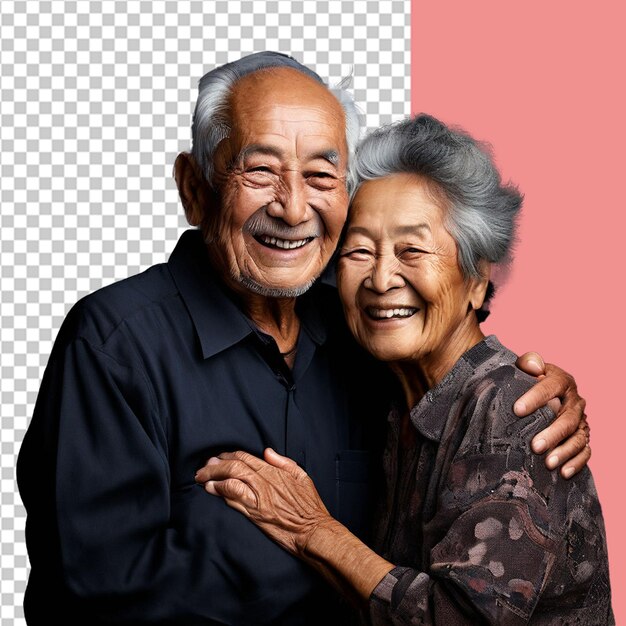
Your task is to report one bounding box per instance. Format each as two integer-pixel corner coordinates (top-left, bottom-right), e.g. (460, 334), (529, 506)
(317, 150), (339, 166)
(237, 144), (283, 162)
(236, 145), (341, 167)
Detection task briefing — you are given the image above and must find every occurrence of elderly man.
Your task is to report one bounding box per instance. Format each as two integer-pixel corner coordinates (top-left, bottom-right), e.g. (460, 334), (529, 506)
(18, 52), (589, 625)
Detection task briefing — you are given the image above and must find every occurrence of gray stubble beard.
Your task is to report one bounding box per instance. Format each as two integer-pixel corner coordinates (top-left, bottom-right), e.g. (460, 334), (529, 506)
(236, 272), (319, 299)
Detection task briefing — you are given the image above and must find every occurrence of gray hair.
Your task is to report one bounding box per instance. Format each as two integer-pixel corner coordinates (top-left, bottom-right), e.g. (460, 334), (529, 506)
(191, 51), (360, 192)
(353, 114), (523, 316)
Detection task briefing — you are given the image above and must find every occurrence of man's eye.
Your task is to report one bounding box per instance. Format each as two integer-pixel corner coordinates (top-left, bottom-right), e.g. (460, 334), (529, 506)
(307, 172), (337, 188)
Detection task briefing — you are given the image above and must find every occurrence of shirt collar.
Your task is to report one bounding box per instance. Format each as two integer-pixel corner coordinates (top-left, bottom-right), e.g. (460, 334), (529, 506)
(409, 336), (503, 442)
(168, 230), (330, 359)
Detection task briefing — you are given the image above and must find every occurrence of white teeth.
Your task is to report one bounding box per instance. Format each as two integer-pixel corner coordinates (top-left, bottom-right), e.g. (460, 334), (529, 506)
(260, 235), (309, 250)
(369, 307), (417, 319)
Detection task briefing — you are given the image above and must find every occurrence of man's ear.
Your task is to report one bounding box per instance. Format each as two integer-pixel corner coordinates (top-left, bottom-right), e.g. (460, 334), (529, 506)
(469, 260), (491, 311)
(173, 152), (213, 226)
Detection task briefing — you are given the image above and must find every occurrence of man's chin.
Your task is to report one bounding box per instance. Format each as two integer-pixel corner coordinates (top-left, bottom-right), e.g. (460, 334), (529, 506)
(237, 273), (318, 299)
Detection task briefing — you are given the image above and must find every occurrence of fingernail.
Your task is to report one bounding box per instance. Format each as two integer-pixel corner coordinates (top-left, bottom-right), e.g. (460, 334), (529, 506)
(532, 438), (547, 453)
(563, 467), (575, 479)
(547, 454), (559, 469)
(514, 400), (526, 414)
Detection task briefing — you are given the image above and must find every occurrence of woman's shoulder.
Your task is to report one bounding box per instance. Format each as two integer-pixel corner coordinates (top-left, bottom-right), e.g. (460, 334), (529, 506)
(449, 337), (555, 456)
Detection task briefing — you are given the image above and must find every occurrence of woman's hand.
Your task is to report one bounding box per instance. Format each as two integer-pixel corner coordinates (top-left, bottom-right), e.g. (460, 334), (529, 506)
(515, 352), (590, 478)
(194, 448), (332, 557)
(195, 449), (396, 603)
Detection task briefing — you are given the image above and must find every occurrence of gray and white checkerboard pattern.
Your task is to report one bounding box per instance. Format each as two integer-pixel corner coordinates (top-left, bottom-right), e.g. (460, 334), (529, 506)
(0, 1), (410, 622)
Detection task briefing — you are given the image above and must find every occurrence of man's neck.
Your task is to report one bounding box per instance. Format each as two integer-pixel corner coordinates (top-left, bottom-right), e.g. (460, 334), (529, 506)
(244, 293), (301, 369)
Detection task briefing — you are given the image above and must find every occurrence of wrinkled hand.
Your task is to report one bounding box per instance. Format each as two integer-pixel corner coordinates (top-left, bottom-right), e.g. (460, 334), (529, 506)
(195, 449), (332, 556)
(515, 352), (590, 478)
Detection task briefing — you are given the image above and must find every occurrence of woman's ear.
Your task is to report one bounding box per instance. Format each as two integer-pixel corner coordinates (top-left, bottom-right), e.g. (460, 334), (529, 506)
(469, 260), (492, 311)
(173, 152), (212, 226)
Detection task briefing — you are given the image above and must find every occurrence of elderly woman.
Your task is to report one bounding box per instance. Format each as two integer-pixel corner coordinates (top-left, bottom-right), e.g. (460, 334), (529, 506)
(196, 115), (613, 624)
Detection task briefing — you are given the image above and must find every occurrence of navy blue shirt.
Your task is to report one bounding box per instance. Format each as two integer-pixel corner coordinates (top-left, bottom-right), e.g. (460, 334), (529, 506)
(17, 230), (390, 625)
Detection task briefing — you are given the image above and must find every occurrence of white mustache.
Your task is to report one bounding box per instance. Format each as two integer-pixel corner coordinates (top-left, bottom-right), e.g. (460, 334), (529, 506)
(243, 207), (322, 240)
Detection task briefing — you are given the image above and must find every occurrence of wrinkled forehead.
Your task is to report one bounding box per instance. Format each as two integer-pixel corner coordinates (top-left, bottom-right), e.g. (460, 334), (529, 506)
(227, 67), (347, 144)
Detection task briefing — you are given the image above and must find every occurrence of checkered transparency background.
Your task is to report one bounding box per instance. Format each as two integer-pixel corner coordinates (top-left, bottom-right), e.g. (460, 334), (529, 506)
(0, 0), (410, 622)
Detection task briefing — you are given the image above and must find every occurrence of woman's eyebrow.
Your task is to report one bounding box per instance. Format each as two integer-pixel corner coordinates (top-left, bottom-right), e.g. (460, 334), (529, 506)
(393, 223), (431, 237)
(345, 223), (431, 238)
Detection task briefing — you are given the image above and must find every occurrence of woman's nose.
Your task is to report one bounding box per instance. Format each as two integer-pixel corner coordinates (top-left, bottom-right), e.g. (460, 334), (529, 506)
(365, 255), (405, 292)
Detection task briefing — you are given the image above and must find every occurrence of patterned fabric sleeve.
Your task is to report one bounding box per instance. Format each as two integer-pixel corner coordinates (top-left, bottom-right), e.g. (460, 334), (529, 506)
(368, 366), (612, 625)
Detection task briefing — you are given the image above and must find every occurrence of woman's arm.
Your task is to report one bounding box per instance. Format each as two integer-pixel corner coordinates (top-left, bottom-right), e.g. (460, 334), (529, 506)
(195, 449), (394, 605)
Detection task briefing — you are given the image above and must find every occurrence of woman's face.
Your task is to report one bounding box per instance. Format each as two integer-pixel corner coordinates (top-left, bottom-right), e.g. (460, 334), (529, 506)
(338, 173), (485, 365)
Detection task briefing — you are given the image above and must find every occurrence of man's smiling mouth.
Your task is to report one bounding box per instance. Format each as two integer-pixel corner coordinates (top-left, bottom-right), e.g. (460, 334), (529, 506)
(255, 234), (315, 250)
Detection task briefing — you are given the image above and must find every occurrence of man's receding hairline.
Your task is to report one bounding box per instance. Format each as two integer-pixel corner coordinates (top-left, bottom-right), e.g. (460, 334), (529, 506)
(227, 65), (345, 116)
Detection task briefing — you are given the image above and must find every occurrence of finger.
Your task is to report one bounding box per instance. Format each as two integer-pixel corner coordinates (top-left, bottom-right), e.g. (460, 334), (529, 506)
(195, 458), (257, 483)
(560, 444), (591, 479)
(263, 448), (307, 480)
(195, 458), (219, 483)
(222, 450), (268, 472)
(543, 425), (589, 470)
(223, 497), (252, 518)
(516, 351), (546, 377)
(515, 366), (572, 416)
(531, 406), (579, 454)
(547, 397), (562, 415)
(205, 478), (257, 508)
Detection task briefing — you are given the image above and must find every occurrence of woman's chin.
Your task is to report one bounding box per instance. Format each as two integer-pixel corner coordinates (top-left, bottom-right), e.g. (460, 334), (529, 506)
(361, 341), (420, 364)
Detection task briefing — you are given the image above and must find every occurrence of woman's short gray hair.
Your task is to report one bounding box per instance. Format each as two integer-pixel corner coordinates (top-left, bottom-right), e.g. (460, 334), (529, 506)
(353, 114), (523, 315)
(191, 51), (360, 191)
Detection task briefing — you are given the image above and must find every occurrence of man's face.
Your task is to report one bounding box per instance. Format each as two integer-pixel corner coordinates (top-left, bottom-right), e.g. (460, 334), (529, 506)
(203, 68), (349, 298)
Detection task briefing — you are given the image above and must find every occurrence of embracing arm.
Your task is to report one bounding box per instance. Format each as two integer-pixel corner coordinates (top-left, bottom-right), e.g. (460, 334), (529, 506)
(196, 448), (553, 625)
(515, 352), (590, 477)
(196, 449), (394, 606)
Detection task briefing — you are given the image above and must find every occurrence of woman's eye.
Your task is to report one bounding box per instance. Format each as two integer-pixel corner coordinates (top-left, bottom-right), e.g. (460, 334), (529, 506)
(399, 247), (425, 258)
(341, 248), (372, 259)
(248, 166), (273, 173)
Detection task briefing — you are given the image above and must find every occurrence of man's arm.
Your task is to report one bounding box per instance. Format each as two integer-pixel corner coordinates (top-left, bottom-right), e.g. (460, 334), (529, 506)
(18, 333), (220, 624)
(515, 352), (590, 477)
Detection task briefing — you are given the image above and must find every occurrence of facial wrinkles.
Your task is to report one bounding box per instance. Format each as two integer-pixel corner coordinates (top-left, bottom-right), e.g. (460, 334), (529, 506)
(244, 208), (322, 240)
(201, 69), (350, 301)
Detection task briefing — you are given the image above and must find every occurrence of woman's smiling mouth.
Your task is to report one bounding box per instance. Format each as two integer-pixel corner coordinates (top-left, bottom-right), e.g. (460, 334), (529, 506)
(366, 307), (419, 320)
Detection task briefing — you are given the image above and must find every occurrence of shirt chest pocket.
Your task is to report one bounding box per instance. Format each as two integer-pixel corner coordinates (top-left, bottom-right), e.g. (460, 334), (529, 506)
(335, 449), (374, 541)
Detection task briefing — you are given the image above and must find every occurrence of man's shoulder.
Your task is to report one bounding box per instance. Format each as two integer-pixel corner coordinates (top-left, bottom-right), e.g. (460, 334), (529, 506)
(58, 261), (179, 348)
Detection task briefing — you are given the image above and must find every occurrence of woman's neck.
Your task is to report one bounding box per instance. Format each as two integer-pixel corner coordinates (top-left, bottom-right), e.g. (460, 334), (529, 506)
(389, 319), (485, 411)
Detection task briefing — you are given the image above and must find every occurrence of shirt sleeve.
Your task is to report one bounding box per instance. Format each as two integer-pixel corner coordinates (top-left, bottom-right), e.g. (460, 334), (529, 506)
(368, 373), (588, 626)
(18, 331), (216, 623)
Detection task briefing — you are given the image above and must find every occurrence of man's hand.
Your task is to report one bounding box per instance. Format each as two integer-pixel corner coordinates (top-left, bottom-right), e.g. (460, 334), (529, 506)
(515, 352), (590, 479)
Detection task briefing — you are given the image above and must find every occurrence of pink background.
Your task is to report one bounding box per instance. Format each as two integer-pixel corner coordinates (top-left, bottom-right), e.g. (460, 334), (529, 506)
(411, 0), (624, 619)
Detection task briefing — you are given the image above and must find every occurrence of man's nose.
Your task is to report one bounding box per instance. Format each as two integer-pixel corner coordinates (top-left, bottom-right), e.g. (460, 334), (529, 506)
(366, 254), (405, 293)
(266, 174), (308, 226)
